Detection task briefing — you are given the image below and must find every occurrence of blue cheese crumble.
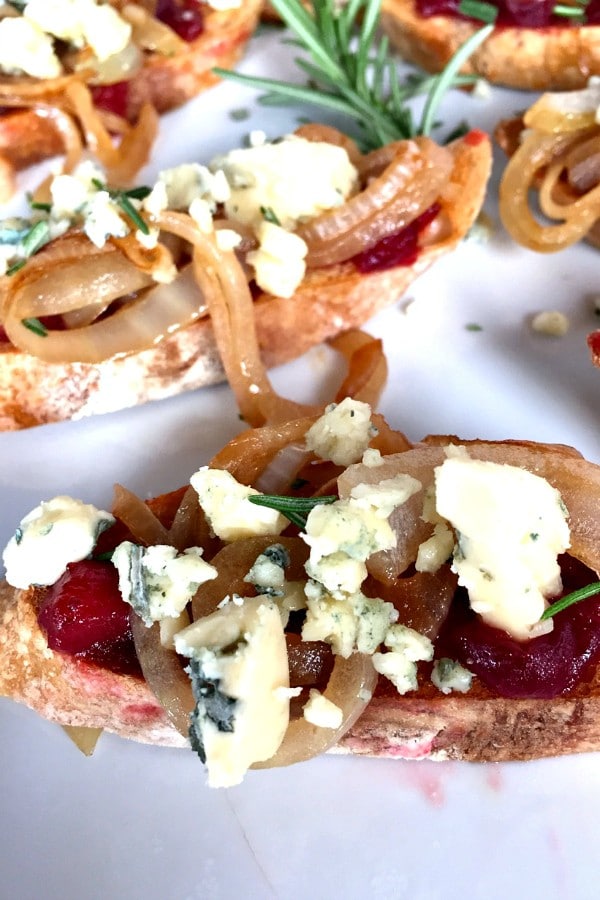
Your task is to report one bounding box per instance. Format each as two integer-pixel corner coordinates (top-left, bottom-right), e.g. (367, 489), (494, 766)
(3, 496), (114, 589)
(434, 457), (571, 640)
(191, 468), (288, 540)
(431, 658), (474, 695)
(174, 597), (290, 788)
(302, 689), (343, 729)
(111, 542), (217, 627)
(372, 624), (434, 694)
(305, 398), (376, 467)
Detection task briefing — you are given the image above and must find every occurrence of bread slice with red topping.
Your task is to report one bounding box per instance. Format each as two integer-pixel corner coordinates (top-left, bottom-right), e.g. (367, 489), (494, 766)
(0, 130), (491, 430)
(380, 0), (600, 90)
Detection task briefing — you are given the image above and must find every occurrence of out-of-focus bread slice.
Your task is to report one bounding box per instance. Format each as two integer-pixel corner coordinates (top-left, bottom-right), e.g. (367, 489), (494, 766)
(0, 0), (263, 174)
(381, 0), (600, 90)
(0, 131), (492, 430)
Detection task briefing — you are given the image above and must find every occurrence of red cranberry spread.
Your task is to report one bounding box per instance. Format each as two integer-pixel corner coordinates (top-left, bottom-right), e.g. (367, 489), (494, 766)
(90, 82), (130, 119)
(155, 0), (205, 41)
(38, 560), (141, 677)
(352, 203), (441, 274)
(438, 556), (600, 698)
(416, 0), (600, 27)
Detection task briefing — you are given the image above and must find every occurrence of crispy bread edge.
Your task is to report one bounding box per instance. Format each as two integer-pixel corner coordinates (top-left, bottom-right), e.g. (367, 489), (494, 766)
(381, 0), (600, 90)
(0, 132), (492, 429)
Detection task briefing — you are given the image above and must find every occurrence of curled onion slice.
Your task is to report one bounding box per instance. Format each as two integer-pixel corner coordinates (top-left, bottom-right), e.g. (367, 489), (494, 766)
(130, 613), (193, 738)
(296, 138), (452, 268)
(112, 483), (172, 546)
(253, 653), (377, 769)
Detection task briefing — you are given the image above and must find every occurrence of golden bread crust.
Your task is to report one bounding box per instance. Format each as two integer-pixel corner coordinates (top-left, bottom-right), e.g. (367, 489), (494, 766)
(0, 579), (186, 747)
(381, 0), (600, 90)
(0, 132), (492, 429)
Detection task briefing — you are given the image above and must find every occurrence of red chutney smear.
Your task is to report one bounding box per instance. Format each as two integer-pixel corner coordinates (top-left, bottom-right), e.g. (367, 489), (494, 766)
(38, 560), (142, 678)
(437, 556), (600, 699)
(416, 0), (600, 27)
(352, 203), (440, 274)
(588, 329), (600, 365)
(90, 81), (130, 119)
(155, 0), (205, 41)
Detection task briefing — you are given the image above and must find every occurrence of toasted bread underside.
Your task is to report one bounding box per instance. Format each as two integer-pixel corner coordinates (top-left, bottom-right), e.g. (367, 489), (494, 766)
(3, 574), (600, 762)
(381, 0), (600, 90)
(0, 133), (491, 430)
(0, 0), (262, 172)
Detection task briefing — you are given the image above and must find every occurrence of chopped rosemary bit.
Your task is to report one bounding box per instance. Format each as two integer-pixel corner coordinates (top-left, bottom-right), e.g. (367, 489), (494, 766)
(6, 220), (52, 276)
(261, 206), (281, 225)
(541, 581), (600, 620)
(248, 493), (337, 528)
(229, 107), (251, 121)
(458, 0), (498, 23)
(22, 317), (48, 337)
(465, 322), (483, 331)
(91, 179), (151, 235)
(215, 0), (488, 150)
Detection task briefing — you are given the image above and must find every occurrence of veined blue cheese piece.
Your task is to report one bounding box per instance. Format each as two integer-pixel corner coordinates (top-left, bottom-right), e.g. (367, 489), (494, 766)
(305, 398), (376, 467)
(174, 597), (290, 788)
(243, 543), (290, 597)
(302, 585), (398, 657)
(111, 542), (217, 627)
(2, 496), (114, 589)
(245, 221), (307, 299)
(210, 134), (358, 231)
(372, 624), (434, 694)
(431, 658), (473, 695)
(434, 457), (571, 640)
(190, 468), (288, 540)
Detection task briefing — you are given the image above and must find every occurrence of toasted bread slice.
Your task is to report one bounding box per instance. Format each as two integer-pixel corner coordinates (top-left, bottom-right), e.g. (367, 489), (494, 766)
(0, 131), (491, 430)
(381, 0), (600, 90)
(0, 0), (262, 176)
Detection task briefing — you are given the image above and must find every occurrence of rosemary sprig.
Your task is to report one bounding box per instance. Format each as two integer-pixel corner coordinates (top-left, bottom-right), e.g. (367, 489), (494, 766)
(215, 0), (492, 149)
(91, 179), (152, 235)
(248, 493), (337, 528)
(540, 581), (600, 620)
(6, 220), (52, 276)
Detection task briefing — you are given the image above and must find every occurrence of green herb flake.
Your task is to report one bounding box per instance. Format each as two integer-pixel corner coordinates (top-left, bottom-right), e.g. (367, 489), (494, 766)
(260, 206), (281, 226)
(465, 322), (483, 332)
(458, 0), (498, 23)
(248, 492), (337, 528)
(541, 581), (600, 620)
(22, 317), (48, 337)
(229, 107), (251, 121)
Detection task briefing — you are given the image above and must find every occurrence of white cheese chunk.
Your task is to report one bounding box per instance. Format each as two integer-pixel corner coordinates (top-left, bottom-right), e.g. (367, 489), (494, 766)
(415, 522), (455, 574)
(431, 658), (473, 695)
(24, 0), (132, 62)
(0, 16), (60, 79)
(211, 134), (358, 231)
(191, 468), (288, 540)
(246, 221), (307, 299)
(305, 398), (375, 467)
(434, 458), (571, 640)
(303, 689), (343, 729)
(302, 587), (397, 657)
(174, 597), (290, 788)
(349, 474), (422, 519)
(83, 190), (129, 247)
(372, 624), (434, 695)
(112, 542), (217, 626)
(3, 496), (114, 589)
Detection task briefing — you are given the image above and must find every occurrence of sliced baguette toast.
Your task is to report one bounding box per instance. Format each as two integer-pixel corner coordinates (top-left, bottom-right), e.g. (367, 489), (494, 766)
(381, 0), (600, 90)
(0, 131), (491, 429)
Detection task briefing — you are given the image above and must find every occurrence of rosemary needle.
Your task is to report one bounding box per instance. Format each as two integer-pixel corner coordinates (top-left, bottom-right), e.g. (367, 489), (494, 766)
(215, 0), (491, 149)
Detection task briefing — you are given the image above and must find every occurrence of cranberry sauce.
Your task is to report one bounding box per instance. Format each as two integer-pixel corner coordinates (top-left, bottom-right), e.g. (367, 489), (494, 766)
(437, 556), (600, 699)
(90, 82), (130, 119)
(416, 0), (600, 27)
(352, 203), (441, 274)
(155, 0), (205, 41)
(38, 560), (141, 677)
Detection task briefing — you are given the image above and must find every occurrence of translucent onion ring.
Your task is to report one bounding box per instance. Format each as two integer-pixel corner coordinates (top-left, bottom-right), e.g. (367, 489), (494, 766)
(3, 245), (206, 363)
(253, 653), (377, 769)
(296, 137), (452, 268)
(112, 483), (172, 546)
(130, 614), (194, 738)
(499, 128), (600, 251)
